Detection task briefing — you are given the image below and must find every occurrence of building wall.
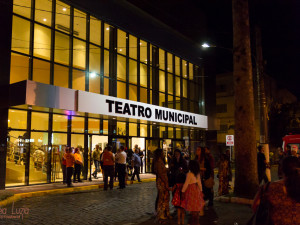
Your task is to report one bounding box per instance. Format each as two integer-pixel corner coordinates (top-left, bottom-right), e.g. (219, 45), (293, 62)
(2, 0), (207, 188)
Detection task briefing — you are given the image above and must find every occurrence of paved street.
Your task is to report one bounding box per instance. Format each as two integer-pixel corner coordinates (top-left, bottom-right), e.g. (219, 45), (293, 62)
(0, 181), (252, 225)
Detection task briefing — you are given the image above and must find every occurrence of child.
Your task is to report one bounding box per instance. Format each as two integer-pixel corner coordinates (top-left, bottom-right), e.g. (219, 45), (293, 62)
(181, 160), (205, 225)
(172, 167), (186, 225)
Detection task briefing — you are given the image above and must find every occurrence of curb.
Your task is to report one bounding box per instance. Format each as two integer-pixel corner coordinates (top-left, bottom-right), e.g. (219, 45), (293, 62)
(215, 196), (253, 205)
(0, 178), (156, 207)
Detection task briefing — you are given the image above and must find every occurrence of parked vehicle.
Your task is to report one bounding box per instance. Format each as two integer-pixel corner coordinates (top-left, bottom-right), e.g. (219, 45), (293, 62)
(282, 134), (300, 153)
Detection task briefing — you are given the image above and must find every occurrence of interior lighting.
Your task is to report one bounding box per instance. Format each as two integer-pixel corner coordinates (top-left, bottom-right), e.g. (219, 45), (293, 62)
(90, 72), (96, 78)
(106, 27), (110, 31)
(43, 18), (47, 22)
(62, 8), (67, 12)
(140, 42), (142, 45)
(119, 49), (122, 52)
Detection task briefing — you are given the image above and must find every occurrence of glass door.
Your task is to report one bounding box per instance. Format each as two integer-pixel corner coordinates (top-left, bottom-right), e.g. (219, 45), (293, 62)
(89, 135), (108, 180)
(131, 137), (145, 173)
(51, 133), (67, 183)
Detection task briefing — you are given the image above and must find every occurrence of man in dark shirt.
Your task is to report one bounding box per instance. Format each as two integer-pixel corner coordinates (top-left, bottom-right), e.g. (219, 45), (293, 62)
(257, 145), (269, 184)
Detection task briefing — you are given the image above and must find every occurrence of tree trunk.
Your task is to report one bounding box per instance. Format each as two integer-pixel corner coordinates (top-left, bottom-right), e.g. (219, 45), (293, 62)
(232, 0), (259, 197)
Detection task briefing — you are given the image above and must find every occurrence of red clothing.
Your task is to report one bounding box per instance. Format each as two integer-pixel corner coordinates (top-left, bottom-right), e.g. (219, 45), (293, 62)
(181, 183), (204, 212)
(102, 151), (114, 166)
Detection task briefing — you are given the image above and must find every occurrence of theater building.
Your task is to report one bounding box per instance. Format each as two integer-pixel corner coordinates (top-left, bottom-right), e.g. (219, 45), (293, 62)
(0, 0), (207, 189)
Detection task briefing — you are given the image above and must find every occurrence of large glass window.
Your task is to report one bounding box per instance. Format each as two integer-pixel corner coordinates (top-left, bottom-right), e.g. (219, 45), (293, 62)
(140, 64), (147, 87)
(168, 73), (173, 94)
(35, 0), (52, 27)
(104, 77), (109, 96)
(117, 122), (126, 136)
(117, 55), (126, 81)
(33, 59), (50, 84)
(53, 114), (68, 132)
(103, 120), (108, 134)
(90, 17), (101, 45)
(55, 31), (69, 65)
(74, 9), (86, 40)
(54, 64), (69, 88)
(175, 77), (181, 96)
(104, 50), (109, 76)
(183, 60), (188, 78)
(175, 56), (180, 76)
(129, 35), (137, 59)
(56, 1), (70, 34)
(89, 44), (100, 75)
(117, 81), (126, 99)
(31, 112), (49, 131)
(11, 16), (30, 55)
(167, 53), (173, 73)
(117, 30), (127, 56)
(88, 118), (100, 134)
(159, 49), (165, 70)
(168, 127), (174, 139)
(159, 70), (165, 92)
(129, 60), (137, 84)
(34, 24), (51, 60)
(10, 53), (29, 84)
(104, 24), (110, 49)
(6, 131), (27, 186)
(183, 79), (187, 98)
(159, 93), (166, 107)
(72, 116), (85, 133)
(73, 38), (86, 69)
(140, 40), (147, 63)
(140, 88), (147, 103)
(13, 0), (31, 18)
(129, 123), (137, 136)
(8, 109), (27, 130)
(140, 124), (147, 137)
(89, 73), (100, 94)
(168, 95), (174, 109)
(129, 85), (137, 101)
(189, 63), (194, 80)
(29, 132), (48, 184)
(176, 128), (181, 139)
(73, 69), (85, 91)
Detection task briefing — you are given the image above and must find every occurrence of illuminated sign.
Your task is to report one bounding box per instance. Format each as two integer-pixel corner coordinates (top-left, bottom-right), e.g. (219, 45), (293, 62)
(77, 91), (207, 128)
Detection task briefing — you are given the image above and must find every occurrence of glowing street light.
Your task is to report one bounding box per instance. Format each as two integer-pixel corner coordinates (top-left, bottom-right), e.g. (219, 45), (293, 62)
(201, 43), (211, 48)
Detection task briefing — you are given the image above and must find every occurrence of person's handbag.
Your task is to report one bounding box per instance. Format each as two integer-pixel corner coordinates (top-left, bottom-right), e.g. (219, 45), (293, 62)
(247, 182), (271, 225)
(204, 176), (215, 188)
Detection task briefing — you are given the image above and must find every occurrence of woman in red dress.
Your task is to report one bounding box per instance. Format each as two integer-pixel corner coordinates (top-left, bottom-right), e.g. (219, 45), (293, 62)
(181, 160), (205, 225)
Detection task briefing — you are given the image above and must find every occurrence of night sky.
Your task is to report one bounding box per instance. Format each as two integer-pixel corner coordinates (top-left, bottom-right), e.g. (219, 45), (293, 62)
(127, 0), (300, 98)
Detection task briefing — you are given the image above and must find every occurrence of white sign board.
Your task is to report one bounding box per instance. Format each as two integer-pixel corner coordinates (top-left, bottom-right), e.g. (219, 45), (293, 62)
(77, 91), (208, 129)
(226, 135), (234, 146)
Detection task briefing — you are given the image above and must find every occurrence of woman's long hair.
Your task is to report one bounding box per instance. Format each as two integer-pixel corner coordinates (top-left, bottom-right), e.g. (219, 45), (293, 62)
(152, 148), (164, 174)
(282, 156), (300, 202)
(188, 160), (201, 177)
(195, 147), (205, 163)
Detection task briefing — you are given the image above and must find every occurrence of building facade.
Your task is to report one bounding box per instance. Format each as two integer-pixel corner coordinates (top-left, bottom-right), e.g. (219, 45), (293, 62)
(0, 0), (207, 189)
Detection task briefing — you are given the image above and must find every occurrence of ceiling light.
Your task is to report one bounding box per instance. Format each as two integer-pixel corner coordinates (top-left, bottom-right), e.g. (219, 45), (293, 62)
(62, 8), (67, 12)
(139, 42), (142, 45)
(43, 18), (47, 22)
(119, 49), (122, 52)
(90, 72), (96, 78)
(106, 27), (110, 31)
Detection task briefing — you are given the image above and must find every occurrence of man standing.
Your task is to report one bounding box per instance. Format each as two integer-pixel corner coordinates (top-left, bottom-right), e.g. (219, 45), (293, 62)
(257, 145), (269, 184)
(101, 145), (115, 190)
(64, 147), (75, 187)
(203, 147), (215, 207)
(92, 145), (101, 179)
(131, 148), (142, 182)
(116, 146), (127, 189)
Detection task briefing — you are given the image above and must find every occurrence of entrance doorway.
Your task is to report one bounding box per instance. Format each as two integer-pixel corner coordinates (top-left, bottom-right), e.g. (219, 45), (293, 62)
(89, 135), (108, 180)
(131, 137), (145, 173)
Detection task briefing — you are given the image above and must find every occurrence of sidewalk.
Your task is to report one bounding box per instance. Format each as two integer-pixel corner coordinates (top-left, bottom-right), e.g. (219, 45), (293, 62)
(0, 173), (156, 207)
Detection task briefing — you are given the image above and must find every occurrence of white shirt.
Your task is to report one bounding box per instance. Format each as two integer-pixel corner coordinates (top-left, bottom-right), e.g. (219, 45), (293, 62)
(182, 172), (202, 193)
(115, 151), (127, 164)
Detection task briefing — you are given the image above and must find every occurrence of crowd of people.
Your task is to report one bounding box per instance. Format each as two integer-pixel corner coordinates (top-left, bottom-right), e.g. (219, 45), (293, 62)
(152, 146), (216, 225)
(61, 144), (144, 189)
